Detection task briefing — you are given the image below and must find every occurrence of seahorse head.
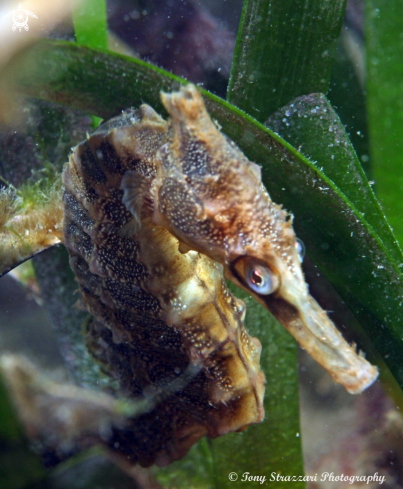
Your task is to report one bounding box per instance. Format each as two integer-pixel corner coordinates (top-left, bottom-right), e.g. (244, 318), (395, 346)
(157, 85), (312, 321)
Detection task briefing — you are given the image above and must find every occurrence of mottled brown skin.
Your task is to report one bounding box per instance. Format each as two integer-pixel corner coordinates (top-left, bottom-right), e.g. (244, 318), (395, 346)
(63, 103), (264, 467)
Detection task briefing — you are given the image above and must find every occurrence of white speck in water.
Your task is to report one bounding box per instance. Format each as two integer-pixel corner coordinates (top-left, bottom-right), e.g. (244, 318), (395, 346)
(371, 8), (380, 18)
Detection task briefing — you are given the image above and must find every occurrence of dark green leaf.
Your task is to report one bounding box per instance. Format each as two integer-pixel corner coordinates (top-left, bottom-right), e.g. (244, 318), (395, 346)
(0, 375), (46, 489)
(0, 376), (21, 443)
(228, 0), (347, 121)
(266, 93), (403, 268)
(365, 0), (403, 245)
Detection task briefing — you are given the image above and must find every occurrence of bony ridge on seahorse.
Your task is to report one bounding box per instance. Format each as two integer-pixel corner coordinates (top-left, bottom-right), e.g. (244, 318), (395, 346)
(122, 84), (378, 396)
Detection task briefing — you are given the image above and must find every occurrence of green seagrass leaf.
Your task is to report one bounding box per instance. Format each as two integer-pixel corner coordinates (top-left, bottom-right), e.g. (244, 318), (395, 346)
(266, 92), (403, 268)
(365, 0), (403, 246)
(72, 0), (108, 51)
(227, 0), (347, 122)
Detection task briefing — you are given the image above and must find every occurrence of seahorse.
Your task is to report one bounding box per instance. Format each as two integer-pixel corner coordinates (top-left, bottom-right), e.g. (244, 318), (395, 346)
(61, 84), (377, 466)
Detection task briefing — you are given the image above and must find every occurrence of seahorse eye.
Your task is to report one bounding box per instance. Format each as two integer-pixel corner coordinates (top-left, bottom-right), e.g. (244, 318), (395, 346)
(245, 260), (279, 295)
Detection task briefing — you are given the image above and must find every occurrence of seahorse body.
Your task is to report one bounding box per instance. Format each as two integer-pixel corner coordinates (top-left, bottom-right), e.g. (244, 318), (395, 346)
(63, 102), (264, 467)
(63, 83), (378, 466)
